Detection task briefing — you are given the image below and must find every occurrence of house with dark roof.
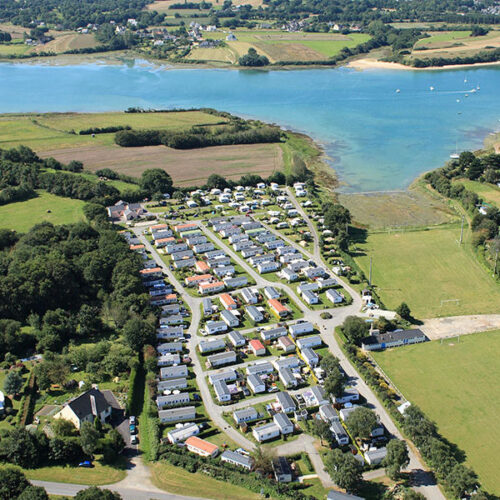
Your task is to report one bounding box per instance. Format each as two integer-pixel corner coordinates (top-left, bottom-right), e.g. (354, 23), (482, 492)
(53, 389), (112, 430)
(361, 329), (426, 351)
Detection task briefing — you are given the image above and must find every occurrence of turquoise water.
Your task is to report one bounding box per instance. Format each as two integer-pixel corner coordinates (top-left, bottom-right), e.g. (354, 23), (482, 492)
(0, 61), (499, 192)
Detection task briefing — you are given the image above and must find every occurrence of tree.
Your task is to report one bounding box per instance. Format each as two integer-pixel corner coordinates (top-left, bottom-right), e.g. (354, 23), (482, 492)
(140, 169), (173, 196)
(324, 203), (351, 235)
(396, 302), (411, 320)
(313, 418), (331, 446)
(75, 486), (122, 500)
(323, 366), (345, 398)
(445, 464), (479, 498)
(80, 421), (100, 457)
(4, 370), (23, 396)
(238, 48), (269, 67)
(403, 489), (426, 500)
(0, 428), (46, 468)
(383, 439), (409, 480)
(346, 406), (378, 439)
(341, 316), (370, 345)
(18, 485), (50, 500)
(206, 174), (229, 190)
(123, 317), (155, 351)
(0, 467), (30, 500)
(325, 449), (362, 492)
(49, 437), (83, 463)
(252, 445), (274, 475)
(52, 418), (77, 438)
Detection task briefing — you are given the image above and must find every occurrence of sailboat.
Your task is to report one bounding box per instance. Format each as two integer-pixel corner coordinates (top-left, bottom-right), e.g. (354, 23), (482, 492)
(450, 140), (460, 159)
(395, 89), (400, 93)
(430, 86), (435, 91)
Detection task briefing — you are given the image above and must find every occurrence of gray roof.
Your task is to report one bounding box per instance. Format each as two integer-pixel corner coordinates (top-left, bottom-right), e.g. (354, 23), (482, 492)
(362, 329), (426, 346)
(221, 450), (253, 469)
(273, 412), (293, 429)
(247, 374), (265, 388)
(327, 491), (365, 500)
(233, 407), (259, 420)
(66, 389), (110, 420)
(276, 391), (296, 411)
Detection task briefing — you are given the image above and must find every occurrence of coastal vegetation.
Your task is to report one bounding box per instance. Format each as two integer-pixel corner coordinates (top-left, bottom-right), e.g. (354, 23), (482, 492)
(372, 330), (500, 494)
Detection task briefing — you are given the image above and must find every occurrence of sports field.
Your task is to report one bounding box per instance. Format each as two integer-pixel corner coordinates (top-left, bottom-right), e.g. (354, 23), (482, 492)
(372, 330), (500, 494)
(0, 191), (85, 232)
(455, 179), (500, 208)
(354, 226), (500, 318)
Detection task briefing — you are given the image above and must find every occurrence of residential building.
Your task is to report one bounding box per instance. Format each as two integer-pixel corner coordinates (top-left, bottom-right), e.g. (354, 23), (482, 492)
(220, 450), (253, 470)
(167, 423), (200, 444)
(304, 386), (328, 407)
(233, 407), (259, 425)
(326, 288), (343, 304)
(159, 406), (196, 424)
(53, 389), (112, 430)
(220, 293), (237, 310)
(365, 447), (387, 466)
(261, 326), (287, 342)
(278, 366), (297, 388)
(257, 261), (280, 274)
(253, 422), (280, 442)
(339, 406), (358, 422)
(276, 392), (296, 413)
(195, 261), (210, 274)
(246, 361), (274, 376)
(157, 353), (181, 367)
(207, 351), (237, 368)
(208, 369), (238, 385)
(202, 297), (213, 316)
(157, 378), (188, 392)
(166, 242), (188, 254)
(303, 266), (326, 279)
(302, 348), (319, 368)
(213, 265), (235, 277)
(160, 365), (188, 380)
(221, 309), (239, 328)
(330, 417), (350, 446)
(156, 393), (190, 409)
(264, 286), (280, 300)
(327, 491), (364, 500)
(249, 254), (275, 266)
(213, 380), (231, 402)
(185, 436), (219, 458)
(199, 338), (226, 354)
(246, 305), (264, 323)
(193, 242), (215, 254)
(274, 356), (301, 370)
(171, 250), (194, 261)
(224, 276), (248, 288)
(185, 273), (212, 287)
(332, 389), (360, 405)
(173, 257), (196, 269)
(272, 457), (292, 483)
(268, 299), (289, 318)
(241, 288), (258, 304)
(204, 320), (228, 335)
(247, 374), (266, 394)
(296, 335), (322, 350)
(302, 289), (319, 305)
(317, 277), (337, 289)
(174, 223), (198, 233)
(140, 267), (163, 279)
(277, 336), (295, 353)
(273, 412), (294, 435)
(157, 326), (184, 341)
(199, 281), (225, 295)
(280, 268), (298, 282)
(157, 342), (183, 354)
(228, 330), (246, 347)
(249, 339), (266, 356)
(289, 321), (314, 338)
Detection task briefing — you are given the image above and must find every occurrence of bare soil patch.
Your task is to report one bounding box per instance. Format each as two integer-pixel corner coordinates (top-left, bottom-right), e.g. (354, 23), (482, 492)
(39, 143), (283, 186)
(421, 315), (500, 340)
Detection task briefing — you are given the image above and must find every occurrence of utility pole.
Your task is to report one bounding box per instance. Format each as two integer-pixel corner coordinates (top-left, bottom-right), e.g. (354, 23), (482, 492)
(369, 257), (372, 287)
(459, 215), (465, 244)
(494, 249), (499, 278)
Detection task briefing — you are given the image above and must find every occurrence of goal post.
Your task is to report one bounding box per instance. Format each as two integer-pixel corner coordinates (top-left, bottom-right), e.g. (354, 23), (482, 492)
(440, 298), (460, 308)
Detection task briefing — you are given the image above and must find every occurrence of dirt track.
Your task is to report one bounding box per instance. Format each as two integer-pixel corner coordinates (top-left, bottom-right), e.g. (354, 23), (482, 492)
(421, 314), (500, 340)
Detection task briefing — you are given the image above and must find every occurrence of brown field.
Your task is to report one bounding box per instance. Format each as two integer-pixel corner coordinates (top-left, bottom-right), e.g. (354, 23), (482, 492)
(31, 34), (98, 53)
(186, 46), (237, 63)
(253, 41), (324, 62)
(39, 142), (283, 186)
(339, 188), (457, 229)
(0, 23), (26, 39)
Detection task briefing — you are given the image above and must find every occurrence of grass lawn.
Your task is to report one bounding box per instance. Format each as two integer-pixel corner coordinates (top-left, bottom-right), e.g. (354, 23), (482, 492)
(0, 191), (85, 232)
(354, 226), (500, 318)
(150, 462), (263, 499)
(414, 30), (472, 48)
(372, 330), (500, 494)
(455, 179), (500, 208)
(2, 457), (127, 485)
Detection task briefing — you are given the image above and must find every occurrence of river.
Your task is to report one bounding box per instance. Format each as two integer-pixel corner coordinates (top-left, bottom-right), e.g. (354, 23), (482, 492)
(0, 60), (499, 192)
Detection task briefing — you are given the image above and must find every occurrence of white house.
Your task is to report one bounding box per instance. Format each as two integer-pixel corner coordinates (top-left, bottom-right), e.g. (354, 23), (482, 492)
(253, 422), (280, 442)
(273, 412), (294, 435)
(247, 374), (266, 394)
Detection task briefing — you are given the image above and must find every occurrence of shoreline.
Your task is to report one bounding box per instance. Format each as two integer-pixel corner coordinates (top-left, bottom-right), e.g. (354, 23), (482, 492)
(347, 58), (500, 72)
(1, 50), (500, 72)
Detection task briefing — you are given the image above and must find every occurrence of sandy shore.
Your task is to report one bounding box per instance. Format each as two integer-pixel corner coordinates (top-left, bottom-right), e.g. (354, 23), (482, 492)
(348, 58), (500, 71)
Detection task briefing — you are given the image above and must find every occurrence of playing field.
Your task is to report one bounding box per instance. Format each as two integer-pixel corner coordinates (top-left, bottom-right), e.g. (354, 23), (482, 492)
(372, 330), (500, 494)
(455, 179), (500, 208)
(354, 226), (500, 318)
(0, 191), (85, 232)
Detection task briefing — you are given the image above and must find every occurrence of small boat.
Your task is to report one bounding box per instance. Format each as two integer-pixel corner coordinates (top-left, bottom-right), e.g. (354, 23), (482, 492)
(464, 78), (467, 83)
(470, 88), (477, 93)
(456, 99), (460, 103)
(465, 94), (469, 97)
(430, 86), (435, 91)
(395, 89), (400, 93)
(477, 85), (480, 90)
(450, 153), (460, 159)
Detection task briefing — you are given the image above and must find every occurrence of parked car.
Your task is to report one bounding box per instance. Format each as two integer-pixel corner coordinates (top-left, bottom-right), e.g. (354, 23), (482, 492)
(129, 416), (136, 425)
(78, 461), (93, 468)
(130, 435), (138, 445)
(129, 423), (137, 434)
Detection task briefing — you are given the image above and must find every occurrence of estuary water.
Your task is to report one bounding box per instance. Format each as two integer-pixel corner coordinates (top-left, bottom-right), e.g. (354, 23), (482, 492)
(0, 60), (499, 192)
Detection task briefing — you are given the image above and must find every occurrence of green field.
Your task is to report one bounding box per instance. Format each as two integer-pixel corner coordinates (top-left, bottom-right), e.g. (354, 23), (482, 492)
(0, 111), (226, 151)
(354, 226), (500, 318)
(414, 30), (472, 48)
(455, 179), (500, 208)
(373, 330), (500, 494)
(0, 191), (85, 232)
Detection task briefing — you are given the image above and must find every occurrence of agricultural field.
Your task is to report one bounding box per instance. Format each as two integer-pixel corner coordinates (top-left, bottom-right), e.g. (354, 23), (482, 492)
(1, 111), (284, 186)
(194, 30), (371, 63)
(30, 34), (99, 53)
(354, 226), (500, 318)
(339, 188), (457, 229)
(0, 191), (86, 232)
(410, 29), (500, 60)
(454, 179), (500, 208)
(372, 330), (500, 495)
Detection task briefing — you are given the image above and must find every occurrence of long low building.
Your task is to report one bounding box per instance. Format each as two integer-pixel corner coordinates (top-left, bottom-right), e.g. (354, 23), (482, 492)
(220, 450), (253, 470)
(156, 392), (190, 409)
(159, 406), (196, 424)
(253, 422), (280, 442)
(167, 423), (199, 444)
(361, 329), (427, 351)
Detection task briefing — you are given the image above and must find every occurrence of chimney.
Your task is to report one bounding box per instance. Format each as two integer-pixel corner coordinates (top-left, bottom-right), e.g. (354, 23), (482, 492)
(90, 394), (97, 417)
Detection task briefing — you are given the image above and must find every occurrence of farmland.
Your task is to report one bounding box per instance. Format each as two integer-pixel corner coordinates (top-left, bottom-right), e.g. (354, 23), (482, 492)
(454, 179), (500, 208)
(372, 330), (500, 494)
(353, 226), (500, 318)
(0, 191), (86, 232)
(192, 30), (371, 63)
(0, 111), (285, 186)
